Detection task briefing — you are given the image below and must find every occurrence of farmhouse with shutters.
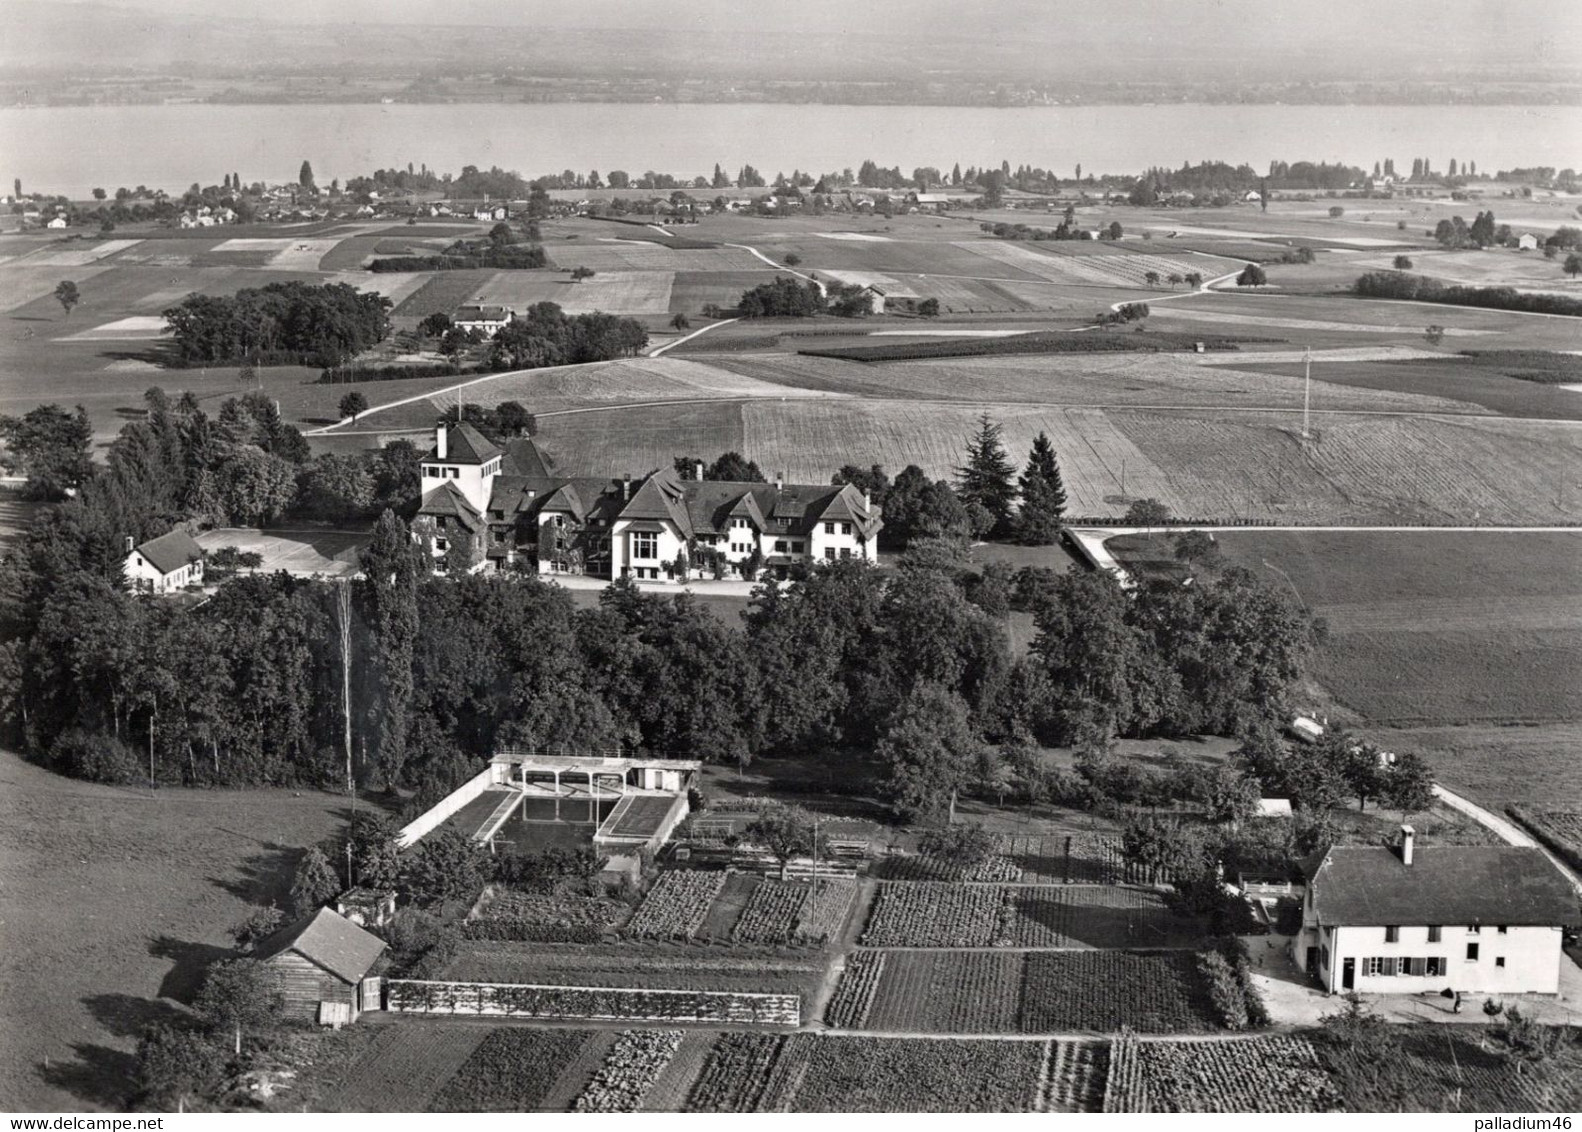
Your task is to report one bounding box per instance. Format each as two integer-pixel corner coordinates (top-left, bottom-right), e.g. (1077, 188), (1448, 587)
(413, 424), (882, 579)
(1295, 827), (1580, 996)
(253, 907), (386, 1023)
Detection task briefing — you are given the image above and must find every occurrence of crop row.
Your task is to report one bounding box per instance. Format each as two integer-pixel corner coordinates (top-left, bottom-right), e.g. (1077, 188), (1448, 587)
(1039, 1040), (1110, 1113)
(1133, 1036), (1338, 1113)
(626, 870), (726, 940)
(822, 951), (886, 1028)
(861, 883), (1196, 949)
(430, 1028), (590, 1112)
(732, 879), (807, 943)
(864, 950), (1023, 1033)
(797, 331), (1249, 364)
(573, 1030), (683, 1112)
(687, 1033), (787, 1112)
(782, 1036), (1047, 1112)
(859, 882), (1000, 946)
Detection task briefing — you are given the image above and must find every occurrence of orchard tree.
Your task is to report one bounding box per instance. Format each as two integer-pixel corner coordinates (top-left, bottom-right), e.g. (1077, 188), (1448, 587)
(194, 959), (283, 1055)
(745, 802), (827, 881)
(54, 280), (80, 319)
(338, 391), (369, 420)
(1393, 255), (1414, 270)
(1382, 751), (1435, 818)
(1565, 252), (1582, 278)
(1125, 497), (1171, 533)
(670, 312), (691, 331)
(955, 413), (1017, 537)
(1173, 529), (1220, 568)
(1237, 263), (1268, 287)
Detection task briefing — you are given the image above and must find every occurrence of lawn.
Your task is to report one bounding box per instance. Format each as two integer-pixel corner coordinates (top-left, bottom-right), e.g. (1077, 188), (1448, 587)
(470, 270), (675, 316)
(1205, 531), (1582, 726)
(0, 750), (358, 1111)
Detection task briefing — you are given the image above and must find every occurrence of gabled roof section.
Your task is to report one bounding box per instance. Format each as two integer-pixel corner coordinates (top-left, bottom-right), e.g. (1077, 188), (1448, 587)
(132, 529), (204, 576)
(538, 483), (588, 521)
(619, 469), (694, 537)
(429, 422), (502, 465)
(501, 437), (555, 479)
(1305, 845), (1580, 928)
(253, 907), (386, 984)
(419, 482), (484, 533)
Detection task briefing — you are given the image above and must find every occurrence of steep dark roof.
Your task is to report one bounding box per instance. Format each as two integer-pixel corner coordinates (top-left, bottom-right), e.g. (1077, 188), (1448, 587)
(501, 437), (555, 479)
(1305, 845), (1580, 928)
(419, 482), (484, 532)
(253, 907), (386, 984)
(132, 529), (203, 575)
(676, 480), (881, 539)
(429, 422), (502, 465)
(456, 304), (510, 321)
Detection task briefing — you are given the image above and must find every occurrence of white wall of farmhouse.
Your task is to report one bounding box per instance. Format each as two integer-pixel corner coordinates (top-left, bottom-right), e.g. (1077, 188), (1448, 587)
(124, 552), (202, 593)
(1299, 915), (1563, 996)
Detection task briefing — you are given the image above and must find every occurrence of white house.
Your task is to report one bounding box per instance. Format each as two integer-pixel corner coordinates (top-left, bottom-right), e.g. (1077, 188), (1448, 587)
(46, 216), (67, 229)
(453, 304), (513, 335)
(1295, 828), (1579, 996)
(1517, 232), (1540, 251)
(124, 530), (205, 593)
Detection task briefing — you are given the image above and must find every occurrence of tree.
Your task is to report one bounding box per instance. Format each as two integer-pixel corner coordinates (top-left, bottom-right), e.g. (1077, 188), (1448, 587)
(917, 822), (996, 870)
(417, 312), (453, 338)
(193, 958), (283, 1055)
(216, 446), (296, 525)
(338, 391), (369, 420)
(1173, 529), (1220, 568)
(745, 803), (827, 881)
(1393, 254), (1414, 270)
(92, 187), (106, 200)
(1381, 751), (1434, 818)
(1184, 271), (1204, 289)
(289, 845), (340, 916)
(402, 825), (491, 905)
(1196, 764), (1262, 824)
(783, 253), (802, 266)
(1565, 252), (1582, 278)
(54, 280), (80, 319)
(669, 312), (691, 331)
(1108, 221), (1123, 240)
(488, 221), (515, 246)
(0, 403), (94, 500)
(1125, 497), (1171, 532)
(955, 413), (1017, 537)
(299, 160), (316, 193)
(1016, 431), (1067, 545)
(359, 511), (421, 789)
(877, 682), (983, 824)
(135, 1024), (227, 1111)
(569, 266), (596, 282)
(705, 451), (766, 482)
(917, 297), (940, 317)
(1424, 324), (1446, 346)
(1236, 263), (1267, 287)
(1328, 206), (1345, 218)
(1144, 270), (1161, 287)
(227, 905), (284, 951)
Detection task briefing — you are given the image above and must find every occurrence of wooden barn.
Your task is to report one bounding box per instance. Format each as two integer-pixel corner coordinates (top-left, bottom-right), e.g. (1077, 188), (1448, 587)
(252, 907), (386, 1023)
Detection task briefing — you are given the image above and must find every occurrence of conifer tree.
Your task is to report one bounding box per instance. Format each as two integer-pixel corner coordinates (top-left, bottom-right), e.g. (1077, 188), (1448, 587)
(955, 413), (1017, 537)
(1016, 431), (1067, 545)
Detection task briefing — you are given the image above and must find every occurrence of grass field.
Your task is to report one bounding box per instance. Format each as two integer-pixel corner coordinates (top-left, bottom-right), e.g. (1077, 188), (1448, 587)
(1381, 723), (1582, 811)
(0, 750), (356, 1111)
(470, 270), (675, 316)
(1218, 358), (1582, 421)
(1207, 532), (1582, 726)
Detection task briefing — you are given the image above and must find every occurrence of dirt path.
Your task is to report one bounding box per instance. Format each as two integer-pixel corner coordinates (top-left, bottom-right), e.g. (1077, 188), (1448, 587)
(647, 317), (740, 358)
(803, 877), (878, 1030)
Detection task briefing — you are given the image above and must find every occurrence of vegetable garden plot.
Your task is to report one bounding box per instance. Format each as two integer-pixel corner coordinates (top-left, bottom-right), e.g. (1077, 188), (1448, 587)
(823, 951), (886, 1028)
(429, 1027), (593, 1112)
(999, 886), (1201, 949)
(1039, 1040), (1111, 1113)
(638, 1031), (717, 1113)
(862, 951), (1026, 1033)
(697, 871), (761, 938)
(785, 1036), (1047, 1112)
(386, 979), (799, 1026)
(687, 1033), (787, 1112)
(860, 882), (1000, 947)
(573, 1030), (683, 1112)
(1129, 1037), (1339, 1113)
(626, 870), (726, 939)
(324, 1022), (489, 1112)
(1317, 1026), (1582, 1113)
(1016, 951), (1219, 1034)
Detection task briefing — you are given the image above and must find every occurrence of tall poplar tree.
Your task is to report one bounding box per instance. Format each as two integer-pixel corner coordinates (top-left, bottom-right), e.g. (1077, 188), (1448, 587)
(358, 510), (418, 789)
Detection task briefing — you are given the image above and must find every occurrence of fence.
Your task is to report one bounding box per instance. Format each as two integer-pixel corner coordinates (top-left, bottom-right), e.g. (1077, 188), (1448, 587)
(384, 979), (800, 1026)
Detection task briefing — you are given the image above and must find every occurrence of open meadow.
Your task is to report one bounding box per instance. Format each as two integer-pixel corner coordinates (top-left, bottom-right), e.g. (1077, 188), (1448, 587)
(0, 750), (358, 1111)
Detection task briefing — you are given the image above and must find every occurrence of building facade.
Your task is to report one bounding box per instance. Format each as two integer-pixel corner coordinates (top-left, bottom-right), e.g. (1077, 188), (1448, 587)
(124, 530), (205, 593)
(413, 424), (882, 580)
(1296, 830), (1577, 996)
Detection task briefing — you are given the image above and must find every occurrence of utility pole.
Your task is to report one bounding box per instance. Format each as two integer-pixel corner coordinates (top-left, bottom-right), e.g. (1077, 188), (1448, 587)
(1302, 345), (1312, 440)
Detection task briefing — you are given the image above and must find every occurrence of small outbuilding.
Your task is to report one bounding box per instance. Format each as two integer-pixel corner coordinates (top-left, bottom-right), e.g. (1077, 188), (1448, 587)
(1517, 232), (1540, 251)
(124, 530), (205, 593)
(253, 907), (387, 1022)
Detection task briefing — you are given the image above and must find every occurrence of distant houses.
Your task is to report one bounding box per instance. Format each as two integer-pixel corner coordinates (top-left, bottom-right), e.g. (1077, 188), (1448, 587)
(413, 423), (882, 580)
(124, 530), (204, 593)
(452, 304), (514, 335)
(1295, 827), (1580, 996)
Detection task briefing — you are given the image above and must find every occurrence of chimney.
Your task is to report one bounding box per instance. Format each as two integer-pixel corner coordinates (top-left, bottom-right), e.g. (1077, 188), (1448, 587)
(1400, 825), (1415, 867)
(124, 535), (134, 554)
(695, 461), (704, 482)
(863, 490), (872, 512)
(623, 473), (632, 501)
(776, 471), (784, 492)
(436, 425), (448, 459)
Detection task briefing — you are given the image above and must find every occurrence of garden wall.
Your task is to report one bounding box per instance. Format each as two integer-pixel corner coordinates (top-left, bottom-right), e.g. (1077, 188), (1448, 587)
(384, 979), (800, 1026)
(395, 768), (497, 848)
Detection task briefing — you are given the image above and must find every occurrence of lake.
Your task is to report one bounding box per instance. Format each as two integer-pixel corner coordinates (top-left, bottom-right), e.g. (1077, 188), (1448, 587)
(3, 102), (1578, 198)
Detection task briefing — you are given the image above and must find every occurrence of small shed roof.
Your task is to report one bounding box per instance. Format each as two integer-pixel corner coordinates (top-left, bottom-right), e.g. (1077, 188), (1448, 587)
(253, 907), (386, 984)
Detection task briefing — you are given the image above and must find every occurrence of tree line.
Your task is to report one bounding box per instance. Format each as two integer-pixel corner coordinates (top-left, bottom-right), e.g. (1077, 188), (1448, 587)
(163, 282), (391, 367)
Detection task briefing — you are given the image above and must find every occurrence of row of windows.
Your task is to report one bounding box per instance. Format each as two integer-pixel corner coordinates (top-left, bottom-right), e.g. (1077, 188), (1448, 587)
(1362, 956), (1448, 977)
(824, 521), (853, 536)
(423, 465), (461, 480)
(1383, 924), (1508, 942)
(824, 548), (854, 561)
